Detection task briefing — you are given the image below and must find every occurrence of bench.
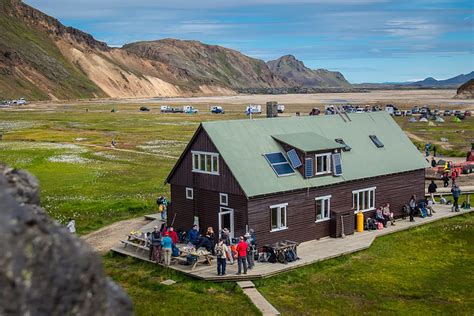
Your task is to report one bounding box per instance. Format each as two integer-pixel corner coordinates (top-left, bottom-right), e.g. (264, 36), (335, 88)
(120, 240), (149, 253)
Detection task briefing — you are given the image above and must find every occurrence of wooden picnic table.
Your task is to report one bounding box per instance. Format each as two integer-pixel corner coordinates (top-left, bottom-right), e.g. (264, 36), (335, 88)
(263, 240), (299, 264)
(180, 247), (213, 270)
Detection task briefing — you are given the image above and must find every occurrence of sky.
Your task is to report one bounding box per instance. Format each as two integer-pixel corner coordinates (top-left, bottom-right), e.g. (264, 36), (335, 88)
(25, 0), (474, 83)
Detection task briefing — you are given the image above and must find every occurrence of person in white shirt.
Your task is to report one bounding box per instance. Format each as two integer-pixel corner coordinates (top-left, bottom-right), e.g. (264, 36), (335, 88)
(66, 218), (76, 234)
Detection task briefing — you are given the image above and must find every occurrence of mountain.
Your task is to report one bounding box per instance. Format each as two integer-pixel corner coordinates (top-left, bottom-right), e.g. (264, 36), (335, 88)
(454, 79), (474, 99)
(406, 71), (474, 88)
(266, 55), (351, 89)
(123, 39), (288, 90)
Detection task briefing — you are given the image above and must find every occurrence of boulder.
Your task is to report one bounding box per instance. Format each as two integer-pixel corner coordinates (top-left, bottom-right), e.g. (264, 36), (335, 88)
(0, 164), (133, 316)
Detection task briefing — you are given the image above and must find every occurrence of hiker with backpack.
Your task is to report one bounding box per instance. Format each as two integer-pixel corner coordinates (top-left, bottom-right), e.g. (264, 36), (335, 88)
(157, 196), (168, 220)
(451, 185), (461, 212)
(215, 239), (229, 276)
(428, 180), (438, 203)
(244, 233), (255, 270)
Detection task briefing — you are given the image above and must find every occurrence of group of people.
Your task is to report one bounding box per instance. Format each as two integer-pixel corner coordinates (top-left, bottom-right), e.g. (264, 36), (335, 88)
(373, 203), (395, 228)
(185, 225), (257, 276)
(408, 195), (436, 222)
(149, 223), (179, 266)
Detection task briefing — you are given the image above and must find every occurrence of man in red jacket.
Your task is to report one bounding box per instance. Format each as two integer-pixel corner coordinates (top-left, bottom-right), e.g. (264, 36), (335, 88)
(168, 226), (179, 245)
(236, 236), (248, 275)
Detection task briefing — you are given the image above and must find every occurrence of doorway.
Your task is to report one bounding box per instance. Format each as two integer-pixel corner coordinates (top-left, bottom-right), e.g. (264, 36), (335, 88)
(219, 207), (234, 238)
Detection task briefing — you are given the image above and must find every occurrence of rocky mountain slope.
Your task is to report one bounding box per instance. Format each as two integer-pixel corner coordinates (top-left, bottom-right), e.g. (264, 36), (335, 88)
(454, 79), (474, 99)
(123, 39), (288, 90)
(0, 0), (352, 100)
(405, 71), (474, 88)
(267, 55), (351, 89)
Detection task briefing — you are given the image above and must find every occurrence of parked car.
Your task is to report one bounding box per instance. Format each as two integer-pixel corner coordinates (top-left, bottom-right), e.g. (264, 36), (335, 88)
(443, 109), (452, 116)
(246, 104), (262, 114)
(356, 108), (365, 114)
(454, 110), (462, 116)
(160, 105), (173, 113)
(183, 105), (198, 114)
(412, 106), (420, 114)
(465, 110), (472, 117)
(433, 109), (440, 116)
(405, 110), (412, 116)
(394, 110), (402, 116)
(210, 106), (225, 114)
(139, 106), (150, 112)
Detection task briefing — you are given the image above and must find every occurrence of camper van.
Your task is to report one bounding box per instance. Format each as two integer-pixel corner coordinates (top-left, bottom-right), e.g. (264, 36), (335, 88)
(183, 105), (198, 114)
(246, 104), (262, 114)
(277, 104), (285, 113)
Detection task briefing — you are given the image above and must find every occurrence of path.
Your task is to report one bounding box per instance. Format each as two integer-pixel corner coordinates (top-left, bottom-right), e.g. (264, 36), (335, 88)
(77, 143), (179, 160)
(82, 217), (149, 253)
(238, 281), (280, 316)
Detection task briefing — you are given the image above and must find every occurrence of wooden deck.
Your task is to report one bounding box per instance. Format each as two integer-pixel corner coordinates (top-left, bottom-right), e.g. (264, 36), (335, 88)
(112, 205), (472, 282)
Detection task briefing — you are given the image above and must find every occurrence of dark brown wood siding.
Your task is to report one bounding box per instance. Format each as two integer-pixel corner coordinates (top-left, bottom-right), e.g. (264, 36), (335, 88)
(169, 128), (246, 196)
(247, 169), (425, 247)
(169, 184), (248, 237)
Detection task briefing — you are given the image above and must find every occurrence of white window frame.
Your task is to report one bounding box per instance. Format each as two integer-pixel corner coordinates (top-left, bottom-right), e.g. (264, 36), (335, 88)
(219, 193), (228, 206)
(186, 187), (194, 200)
(315, 195), (331, 222)
(191, 151), (219, 175)
(315, 153), (332, 175)
(352, 187), (376, 213)
(270, 203), (288, 232)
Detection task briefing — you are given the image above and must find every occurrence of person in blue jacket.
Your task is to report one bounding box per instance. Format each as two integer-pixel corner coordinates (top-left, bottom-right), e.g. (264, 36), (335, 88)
(187, 224), (200, 245)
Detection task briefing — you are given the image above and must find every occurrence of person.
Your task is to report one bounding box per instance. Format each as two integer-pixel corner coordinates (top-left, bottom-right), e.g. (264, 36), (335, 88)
(168, 226), (179, 245)
(450, 171), (457, 186)
(375, 208), (387, 227)
(428, 180), (438, 203)
(195, 235), (213, 252)
(451, 185), (461, 212)
(433, 145), (437, 157)
(236, 236), (248, 275)
(206, 227), (216, 255)
(111, 139), (117, 148)
(187, 224), (200, 245)
(382, 203), (395, 226)
(215, 238), (228, 276)
(220, 228), (234, 264)
(149, 226), (162, 262)
(161, 232), (173, 266)
(442, 172), (450, 188)
(66, 218), (76, 234)
(430, 157), (437, 168)
(157, 196), (168, 220)
(424, 143), (430, 157)
(159, 222), (168, 236)
(424, 198), (435, 216)
(409, 195), (417, 222)
(244, 233), (254, 270)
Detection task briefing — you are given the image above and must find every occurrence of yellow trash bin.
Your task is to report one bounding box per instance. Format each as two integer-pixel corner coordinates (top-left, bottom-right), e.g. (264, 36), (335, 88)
(357, 211), (364, 232)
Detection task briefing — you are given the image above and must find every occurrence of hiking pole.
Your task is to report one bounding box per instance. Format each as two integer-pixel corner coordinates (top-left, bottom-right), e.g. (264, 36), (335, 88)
(170, 213), (177, 227)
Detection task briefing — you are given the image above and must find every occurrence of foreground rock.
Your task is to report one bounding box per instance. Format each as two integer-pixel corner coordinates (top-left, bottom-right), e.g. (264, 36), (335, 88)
(0, 164), (133, 316)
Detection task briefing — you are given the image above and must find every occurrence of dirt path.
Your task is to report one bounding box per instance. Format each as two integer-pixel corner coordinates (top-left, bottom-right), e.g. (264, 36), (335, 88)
(82, 217), (149, 253)
(78, 143), (179, 160)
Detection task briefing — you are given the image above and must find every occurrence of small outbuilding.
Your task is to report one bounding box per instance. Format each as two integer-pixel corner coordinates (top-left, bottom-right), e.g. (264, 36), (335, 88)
(165, 112), (428, 246)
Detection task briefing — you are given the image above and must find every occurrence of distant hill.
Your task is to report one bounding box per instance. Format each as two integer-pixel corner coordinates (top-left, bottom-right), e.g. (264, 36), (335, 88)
(407, 71), (474, 88)
(122, 39), (288, 91)
(266, 55), (351, 89)
(454, 79), (474, 99)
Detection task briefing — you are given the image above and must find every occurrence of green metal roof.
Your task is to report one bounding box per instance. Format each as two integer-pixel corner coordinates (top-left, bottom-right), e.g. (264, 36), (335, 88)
(202, 112), (428, 198)
(272, 132), (345, 153)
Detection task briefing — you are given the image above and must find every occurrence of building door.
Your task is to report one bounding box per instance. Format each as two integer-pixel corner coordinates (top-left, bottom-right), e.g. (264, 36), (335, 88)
(219, 207), (234, 238)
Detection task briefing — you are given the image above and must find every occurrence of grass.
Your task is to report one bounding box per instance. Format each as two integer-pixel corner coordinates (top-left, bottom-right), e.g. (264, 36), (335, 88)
(254, 213), (474, 315)
(103, 253), (261, 316)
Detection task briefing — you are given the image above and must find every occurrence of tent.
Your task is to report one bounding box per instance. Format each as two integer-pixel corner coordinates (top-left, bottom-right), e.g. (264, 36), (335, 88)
(408, 117), (417, 123)
(435, 116), (445, 123)
(419, 117), (428, 122)
(428, 121), (436, 126)
(453, 116), (461, 123)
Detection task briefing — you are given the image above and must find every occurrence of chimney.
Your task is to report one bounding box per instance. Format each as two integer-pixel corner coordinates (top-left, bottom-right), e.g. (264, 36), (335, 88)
(266, 101), (278, 118)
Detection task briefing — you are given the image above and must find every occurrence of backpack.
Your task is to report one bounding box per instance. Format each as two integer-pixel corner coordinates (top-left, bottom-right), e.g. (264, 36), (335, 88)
(215, 244), (224, 258)
(377, 222), (384, 230)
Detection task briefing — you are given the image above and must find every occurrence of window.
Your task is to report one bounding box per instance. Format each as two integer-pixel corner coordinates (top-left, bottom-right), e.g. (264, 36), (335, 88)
(192, 151), (219, 174)
(270, 203), (287, 231)
(186, 187), (194, 200)
(369, 135), (384, 148)
(219, 193), (228, 206)
(315, 153), (331, 175)
(332, 153), (343, 176)
(335, 138), (351, 151)
(315, 195), (331, 221)
(264, 153), (295, 177)
(352, 187), (376, 212)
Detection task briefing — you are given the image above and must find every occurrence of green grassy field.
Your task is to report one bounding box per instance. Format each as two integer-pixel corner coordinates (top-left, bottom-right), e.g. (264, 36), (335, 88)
(255, 213), (474, 315)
